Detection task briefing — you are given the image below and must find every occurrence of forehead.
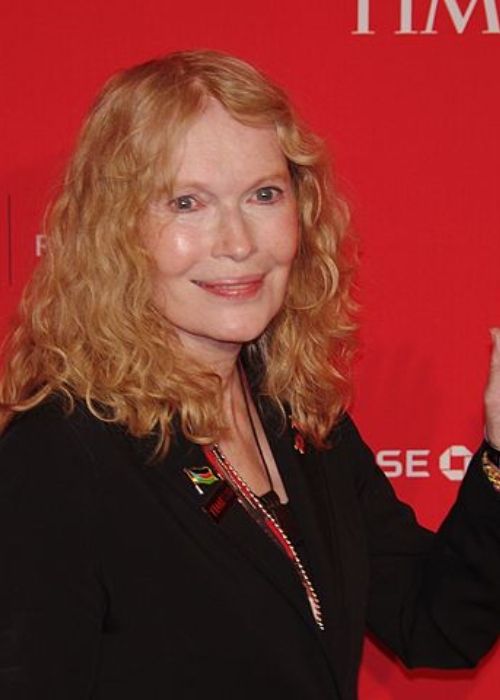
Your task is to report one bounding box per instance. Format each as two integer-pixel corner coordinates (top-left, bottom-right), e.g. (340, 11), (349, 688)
(170, 99), (288, 186)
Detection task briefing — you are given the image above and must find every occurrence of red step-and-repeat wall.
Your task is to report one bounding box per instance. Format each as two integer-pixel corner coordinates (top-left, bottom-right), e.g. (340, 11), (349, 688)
(2, 1), (499, 697)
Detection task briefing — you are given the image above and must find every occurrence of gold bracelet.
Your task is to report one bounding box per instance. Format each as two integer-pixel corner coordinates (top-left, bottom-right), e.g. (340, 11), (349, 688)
(481, 451), (500, 492)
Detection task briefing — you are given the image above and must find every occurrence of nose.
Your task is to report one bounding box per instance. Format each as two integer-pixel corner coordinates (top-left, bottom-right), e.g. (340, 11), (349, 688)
(212, 206), (256, 261)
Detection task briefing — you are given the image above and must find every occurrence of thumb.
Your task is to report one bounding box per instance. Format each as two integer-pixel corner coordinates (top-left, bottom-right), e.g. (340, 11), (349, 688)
(484, 327), (500, 448)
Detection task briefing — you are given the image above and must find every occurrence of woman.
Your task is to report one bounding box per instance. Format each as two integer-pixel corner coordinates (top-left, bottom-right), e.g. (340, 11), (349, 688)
(0, 50), (498, 700)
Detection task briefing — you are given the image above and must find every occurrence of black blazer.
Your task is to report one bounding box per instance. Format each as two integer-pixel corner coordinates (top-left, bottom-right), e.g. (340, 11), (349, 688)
(0, 398), (498, 700)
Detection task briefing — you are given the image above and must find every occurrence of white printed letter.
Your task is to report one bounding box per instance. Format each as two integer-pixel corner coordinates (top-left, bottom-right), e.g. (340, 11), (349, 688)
(396, 0), (419, 34)
(406, 449), (430, 478)
(423, 0), (500, 34)
(353, 0), (375, 34)
(35, 234), (47, 257)
(377, 450), (403, 478)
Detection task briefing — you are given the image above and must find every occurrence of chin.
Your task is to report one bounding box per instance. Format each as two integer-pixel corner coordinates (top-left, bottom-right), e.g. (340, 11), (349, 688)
(217, 309), (279, 340)
(217, 329), (266, 344)
(176, 310), (279, 350)
(211, 320), (271, 344)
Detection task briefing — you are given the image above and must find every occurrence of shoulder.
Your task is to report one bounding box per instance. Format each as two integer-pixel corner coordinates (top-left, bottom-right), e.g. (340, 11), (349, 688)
(0, 398), (131, 494)
(318, 413), (391, 498)
(1, 398), (115, 458)
(329, 412), (361, 442)
(325, 412), (373, 462)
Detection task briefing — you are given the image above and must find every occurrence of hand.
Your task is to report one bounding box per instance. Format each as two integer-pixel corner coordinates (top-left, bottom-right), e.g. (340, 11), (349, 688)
(485, 328), (500, 449)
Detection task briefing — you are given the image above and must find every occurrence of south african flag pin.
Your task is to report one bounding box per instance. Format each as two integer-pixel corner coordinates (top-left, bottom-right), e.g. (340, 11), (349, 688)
(184, 466), (220, 495)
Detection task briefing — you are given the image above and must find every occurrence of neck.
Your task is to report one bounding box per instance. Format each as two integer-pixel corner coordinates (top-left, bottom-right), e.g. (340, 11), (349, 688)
(176, 333), (247, 426)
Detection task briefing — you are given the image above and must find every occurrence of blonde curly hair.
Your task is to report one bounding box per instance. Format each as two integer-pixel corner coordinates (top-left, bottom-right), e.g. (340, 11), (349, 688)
(0, 49), (356, 454)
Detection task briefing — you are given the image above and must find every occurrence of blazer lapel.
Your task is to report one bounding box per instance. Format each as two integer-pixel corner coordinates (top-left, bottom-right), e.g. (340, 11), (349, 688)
(256, 401), (345, 694)
(263, 423), (340, 626)
(128, 429), (324, 639)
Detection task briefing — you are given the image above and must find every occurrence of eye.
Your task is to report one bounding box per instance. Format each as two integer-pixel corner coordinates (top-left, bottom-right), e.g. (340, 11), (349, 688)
(253, 186), (284, 204)
(169, 194), (200, 212)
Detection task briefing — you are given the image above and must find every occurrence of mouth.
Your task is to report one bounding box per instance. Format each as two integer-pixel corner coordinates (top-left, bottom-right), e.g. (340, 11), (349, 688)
(193, 275), (264, 299)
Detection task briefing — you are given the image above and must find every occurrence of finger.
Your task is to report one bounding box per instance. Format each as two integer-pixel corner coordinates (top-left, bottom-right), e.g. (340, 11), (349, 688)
(485, 328), (500, 448)
(487, 329), (500, 388)
(485, 329), (500, 384)
(489, 328), (500, 369)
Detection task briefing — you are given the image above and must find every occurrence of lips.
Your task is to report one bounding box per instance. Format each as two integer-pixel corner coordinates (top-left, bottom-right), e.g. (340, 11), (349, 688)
(193, 275), (264, 299)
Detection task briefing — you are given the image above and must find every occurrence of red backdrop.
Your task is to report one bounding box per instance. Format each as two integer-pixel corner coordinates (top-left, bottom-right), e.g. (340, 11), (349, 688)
(1, 1), (499, 697)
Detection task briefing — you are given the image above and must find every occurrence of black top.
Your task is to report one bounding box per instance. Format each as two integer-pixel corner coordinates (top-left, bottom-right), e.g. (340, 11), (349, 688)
(258, 490), (300, 540)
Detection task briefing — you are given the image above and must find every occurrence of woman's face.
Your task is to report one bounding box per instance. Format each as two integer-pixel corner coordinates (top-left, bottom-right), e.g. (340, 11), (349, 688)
(144, 98), (299, 358)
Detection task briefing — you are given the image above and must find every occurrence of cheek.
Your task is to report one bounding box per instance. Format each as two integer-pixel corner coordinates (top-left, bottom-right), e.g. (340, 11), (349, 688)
(151, 227), (201, 277)
(273, 212), (300, 266)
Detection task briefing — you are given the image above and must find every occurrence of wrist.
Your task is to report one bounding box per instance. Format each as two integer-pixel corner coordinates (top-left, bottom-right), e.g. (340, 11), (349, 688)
(484, 428), (500, 454)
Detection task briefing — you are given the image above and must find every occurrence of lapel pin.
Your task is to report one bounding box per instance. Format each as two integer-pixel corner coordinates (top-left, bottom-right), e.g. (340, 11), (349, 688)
(202, 481), (236, 521)
(183, 465), (220, 495)
(290, 418), (306, 454)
